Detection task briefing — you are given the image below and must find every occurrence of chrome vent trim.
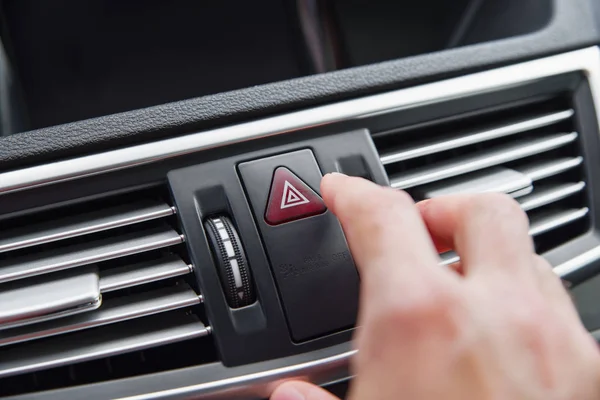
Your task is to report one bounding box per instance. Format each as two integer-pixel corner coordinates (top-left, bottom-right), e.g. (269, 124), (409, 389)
(0, 268), (101, 331)
(99, 255), (193, 293)
(380, 109), (574, 165)
(380, 98), (591, 277)
(0, 189), (210, 384)
(0, 312), (209, 379)
(390, 132), (578, 189)
(516, 156), (583, 181)
(376, 93), (590, 274)
(0, 285), (201, 347)
(0, 201), (175, 254)
(529, 208), (590, 237)
(0, 226), (183, 284)
(519, 182), (586, 212)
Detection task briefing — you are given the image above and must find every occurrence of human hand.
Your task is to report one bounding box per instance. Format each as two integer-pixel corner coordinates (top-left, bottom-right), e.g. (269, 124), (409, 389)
(271, 173), (600, 400)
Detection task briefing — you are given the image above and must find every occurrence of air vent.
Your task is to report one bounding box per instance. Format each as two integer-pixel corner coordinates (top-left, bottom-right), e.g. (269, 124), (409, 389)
(0, 187), (213, 397)
(374, 99), (590, 261)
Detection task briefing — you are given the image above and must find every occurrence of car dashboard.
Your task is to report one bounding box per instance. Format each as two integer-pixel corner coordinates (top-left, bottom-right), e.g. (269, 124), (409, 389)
(0, 1), (600, 399)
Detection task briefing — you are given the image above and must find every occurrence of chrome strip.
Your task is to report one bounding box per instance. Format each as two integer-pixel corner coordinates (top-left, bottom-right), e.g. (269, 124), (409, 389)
(390, 132), (577, 189)
(0, 48), (599, 196)
(415, 167), (533, 199)
(0, 201), (174, 254)
(0, 285), (200, 347)
(528, 207), (590, 236)
(0, 268), (101, 330)
(554, 245), (600, 277)
(119, 350), (357, 400)
(0, 227), (183, 284)
(380, 109), (574, 165)
(517, 156), (584, 181)
(99, 256), (192, 293)
(440, 252), (460, 266)
(0, 313), (209, 378)
(519, 182), (586, 211)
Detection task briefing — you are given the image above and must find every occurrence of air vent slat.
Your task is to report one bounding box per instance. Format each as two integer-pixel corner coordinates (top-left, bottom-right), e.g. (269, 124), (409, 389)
(0, 201), (174, 254)
(440, 252), (460, 266)
(519, 182), (586, 212)
(0, 268), (100, 331)
(99, 256), (192, 293)
(516, 157), (584, 181)
(0, 186), (212, 393)
(529, 208), (590, 236)
(380, 110), (574, 165)
(0, 226), (183, 284)
(414, 167), (533, 199)
(377, 97), (590, 267)
(0, 285), (200, 347)
(389, 132), (578, 189)
(0, 312), (208, 379)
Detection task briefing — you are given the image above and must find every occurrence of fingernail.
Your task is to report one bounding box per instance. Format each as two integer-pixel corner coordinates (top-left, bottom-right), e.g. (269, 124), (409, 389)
(273, 386), (305, 400)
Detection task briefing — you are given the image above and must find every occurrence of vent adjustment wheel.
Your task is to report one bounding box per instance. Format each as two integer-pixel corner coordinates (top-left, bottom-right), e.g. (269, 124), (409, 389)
(204, 216), (256, 308)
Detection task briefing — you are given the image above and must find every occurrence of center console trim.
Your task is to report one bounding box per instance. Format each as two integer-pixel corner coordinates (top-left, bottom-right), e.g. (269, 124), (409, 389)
(0, 47), (598, 197)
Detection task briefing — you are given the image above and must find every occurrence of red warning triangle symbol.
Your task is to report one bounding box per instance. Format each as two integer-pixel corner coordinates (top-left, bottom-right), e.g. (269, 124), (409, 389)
(265, 167), (327, 225)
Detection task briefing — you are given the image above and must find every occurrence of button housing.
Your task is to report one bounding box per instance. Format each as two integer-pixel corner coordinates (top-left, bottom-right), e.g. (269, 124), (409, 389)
(239, 149), (359, 342)
(168, 128), (388, 366)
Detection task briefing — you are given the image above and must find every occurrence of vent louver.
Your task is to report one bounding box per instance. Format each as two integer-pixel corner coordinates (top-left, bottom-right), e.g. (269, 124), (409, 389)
(374, 100), (590, 263)
(0, 187), (213, 396)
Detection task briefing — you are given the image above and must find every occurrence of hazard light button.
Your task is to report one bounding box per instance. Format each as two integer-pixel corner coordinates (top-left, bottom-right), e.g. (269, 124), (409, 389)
(238, 149), (359, 342)
(264, 167), (327, 225)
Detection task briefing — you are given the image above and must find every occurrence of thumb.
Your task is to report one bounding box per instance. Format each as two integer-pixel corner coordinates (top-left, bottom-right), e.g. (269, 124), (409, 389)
(270, 381), (340, 400)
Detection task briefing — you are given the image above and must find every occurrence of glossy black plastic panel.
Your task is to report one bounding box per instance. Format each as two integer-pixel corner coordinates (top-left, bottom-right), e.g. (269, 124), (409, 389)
(239, 150), (359, 342)
(168, 129), (386, 366)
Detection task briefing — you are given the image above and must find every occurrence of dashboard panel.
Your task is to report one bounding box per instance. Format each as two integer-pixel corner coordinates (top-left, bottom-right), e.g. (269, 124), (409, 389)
(0, 1), (599, 399)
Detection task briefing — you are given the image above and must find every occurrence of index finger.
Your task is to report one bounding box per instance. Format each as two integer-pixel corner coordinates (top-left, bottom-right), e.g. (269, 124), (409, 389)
(320, 174), (464, 397)
(320, 173), (457, 298)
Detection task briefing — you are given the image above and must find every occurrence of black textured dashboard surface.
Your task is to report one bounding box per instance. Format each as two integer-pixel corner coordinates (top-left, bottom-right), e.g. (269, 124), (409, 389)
(0, 0), (598, 172)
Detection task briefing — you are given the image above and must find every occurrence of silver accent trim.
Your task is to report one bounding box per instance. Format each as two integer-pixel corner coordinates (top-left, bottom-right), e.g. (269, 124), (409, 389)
(440, 252), (461, 266)
(528, 207), (590, 237)
(99, 256), (192, 293)
(519, 182), (586, 212)
(517, 157), (584, 181)
(554, 245), (600, 277)
(415, 167), (533, 199)
(390, 132), (578, 189)
(0, 48), (599, 196)
(0, 268), (101, 330)
(0, 285), (200, 347)
(380, 109), (574, 165)
(0, 201), (174, 254)
(0, 226), (183, 284)
(0, 312), (209, 378)
(119, 349), (357, 400)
